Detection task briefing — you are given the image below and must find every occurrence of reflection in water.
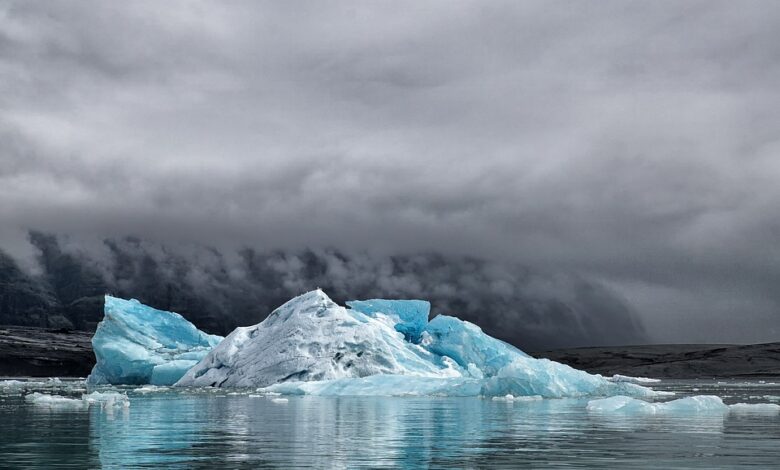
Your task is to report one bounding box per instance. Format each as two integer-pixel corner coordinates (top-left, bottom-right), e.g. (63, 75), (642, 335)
(1, 380), (779, 468)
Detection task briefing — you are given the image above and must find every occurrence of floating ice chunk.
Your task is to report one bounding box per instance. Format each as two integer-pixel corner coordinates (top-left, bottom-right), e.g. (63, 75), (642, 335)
(492, 394), (516, 401)
(134, 385), (165, 394)
(480, 356), (655, 398)
(608, 374), (661, 384)
(421, 315), (530, 378)
(176, 290), (455, 388)
(82, 391), (130, 409)
(87, 295), (222, 385)
(0, 379), (26, 389)
(728, 403), (780, 414)
(25, 392), (88, 409)
(24, 391), (130, 409)
(587, 395), (730, 413)
(346, 299), (430, 342)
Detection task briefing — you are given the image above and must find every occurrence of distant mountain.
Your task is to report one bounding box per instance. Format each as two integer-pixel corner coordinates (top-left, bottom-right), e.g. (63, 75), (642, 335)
(0, 232), (648, 350)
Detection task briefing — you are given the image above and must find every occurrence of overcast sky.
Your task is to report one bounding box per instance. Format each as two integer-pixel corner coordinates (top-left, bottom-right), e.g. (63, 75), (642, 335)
(1, 1), (779, 343)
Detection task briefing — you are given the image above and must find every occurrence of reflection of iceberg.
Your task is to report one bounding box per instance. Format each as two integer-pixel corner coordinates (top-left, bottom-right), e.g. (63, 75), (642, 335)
(87, 296), (222, 385)
(177, 290), (654, 398)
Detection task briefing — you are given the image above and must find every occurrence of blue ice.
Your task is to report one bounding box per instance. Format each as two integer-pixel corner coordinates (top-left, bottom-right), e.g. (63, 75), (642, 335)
(87, 296), (222, 385)
(346, 299), (430, 342)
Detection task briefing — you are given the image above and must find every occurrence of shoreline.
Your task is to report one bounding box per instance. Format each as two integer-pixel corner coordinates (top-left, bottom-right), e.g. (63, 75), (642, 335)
(1, 325), (778, 379)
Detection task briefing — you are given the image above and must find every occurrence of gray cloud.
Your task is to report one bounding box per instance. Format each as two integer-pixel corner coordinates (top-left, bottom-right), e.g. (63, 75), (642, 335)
(1, 1), (779, 343)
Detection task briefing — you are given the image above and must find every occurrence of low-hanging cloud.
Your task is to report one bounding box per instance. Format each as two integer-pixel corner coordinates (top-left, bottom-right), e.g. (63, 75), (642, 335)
(0, 233), (646, 350)
(1, 1), (779, 343)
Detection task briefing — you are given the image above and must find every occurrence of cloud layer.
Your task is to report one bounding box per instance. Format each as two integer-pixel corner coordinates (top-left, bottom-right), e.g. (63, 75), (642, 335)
(1, 1), (779, 343)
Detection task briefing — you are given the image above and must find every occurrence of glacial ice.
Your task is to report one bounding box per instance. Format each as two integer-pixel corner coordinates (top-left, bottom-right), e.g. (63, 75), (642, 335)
(608, 374), (661, 384)
(346, 299), (430, 342)
(25, 392), (88, 409)
(177, 289), (655, 398)
(587, 395), (780, 414)
(176, 290), (457, 388)
(87, 295), (222, 386)
(421, 314), (530, 377)
(25, 391), (130, 409)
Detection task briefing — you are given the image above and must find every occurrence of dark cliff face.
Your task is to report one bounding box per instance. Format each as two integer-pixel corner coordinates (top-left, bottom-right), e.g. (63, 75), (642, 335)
(0, 232), (648, 350)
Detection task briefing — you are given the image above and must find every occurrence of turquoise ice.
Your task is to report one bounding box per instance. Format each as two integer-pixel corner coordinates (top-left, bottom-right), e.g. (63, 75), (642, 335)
(87, 296), (222, 386)
(346, 299), (430, 342)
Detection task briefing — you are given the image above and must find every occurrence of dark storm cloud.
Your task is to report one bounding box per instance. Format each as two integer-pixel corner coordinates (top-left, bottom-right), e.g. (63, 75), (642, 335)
(1, 1), (779, 343)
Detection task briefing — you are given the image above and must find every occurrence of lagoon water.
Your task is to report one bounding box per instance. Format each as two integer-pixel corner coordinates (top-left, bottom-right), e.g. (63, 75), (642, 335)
(1, 379), (779, 469)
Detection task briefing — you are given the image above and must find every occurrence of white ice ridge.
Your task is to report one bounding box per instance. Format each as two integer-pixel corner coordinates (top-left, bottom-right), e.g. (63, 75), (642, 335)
(87, 295), (222, 386)
(587, 395), (780, 414)
(176, 289), (656, 398)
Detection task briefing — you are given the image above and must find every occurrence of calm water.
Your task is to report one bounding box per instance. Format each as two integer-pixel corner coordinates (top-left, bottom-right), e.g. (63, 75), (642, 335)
(1, 379), (779, 469)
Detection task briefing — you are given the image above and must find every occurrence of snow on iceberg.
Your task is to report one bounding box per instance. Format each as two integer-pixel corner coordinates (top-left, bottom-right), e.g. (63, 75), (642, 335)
(346, 299), (430, 342)
(176, 290), (458, 388)
(177, 289), (655, 398)
(87, 295), (222, 386)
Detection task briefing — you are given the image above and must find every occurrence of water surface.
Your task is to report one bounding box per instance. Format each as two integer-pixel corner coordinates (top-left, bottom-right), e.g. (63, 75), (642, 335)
(1, 378), (779, 469)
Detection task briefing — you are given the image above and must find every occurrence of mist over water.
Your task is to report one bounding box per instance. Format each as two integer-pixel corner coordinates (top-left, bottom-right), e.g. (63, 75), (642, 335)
(0, 232), (646, 350)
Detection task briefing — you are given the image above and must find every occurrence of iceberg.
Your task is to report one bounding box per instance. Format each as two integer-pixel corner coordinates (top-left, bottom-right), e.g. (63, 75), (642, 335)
(177, 290), (655, 398)
(87, 296), (222, 386)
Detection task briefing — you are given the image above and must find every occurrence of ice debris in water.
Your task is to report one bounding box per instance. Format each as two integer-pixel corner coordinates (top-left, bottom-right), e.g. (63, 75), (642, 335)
(25, 392), (88, 409)
(87, 295), (222, 386)
(177, 290), (656, 398)
(25, 391), (129, 409)
(82, 391), (130, 409)
(728, 403), (780, 414)
(587, 395), (780, 414)
(608, 374), (661, 384)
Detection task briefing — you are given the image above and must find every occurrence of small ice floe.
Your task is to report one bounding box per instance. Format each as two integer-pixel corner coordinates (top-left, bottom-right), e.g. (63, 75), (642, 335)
(24, 391), (129, 410)
(82, 391), (130, 409)
(25, 392), (88, 409)
(134, 385), (165, 394)
(587, 395), (780, 415)
(0, 380), (27, 389)
(491, 394), (543, 402)
(728, 403), (780, 414)
(608, 374), (661, 384)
